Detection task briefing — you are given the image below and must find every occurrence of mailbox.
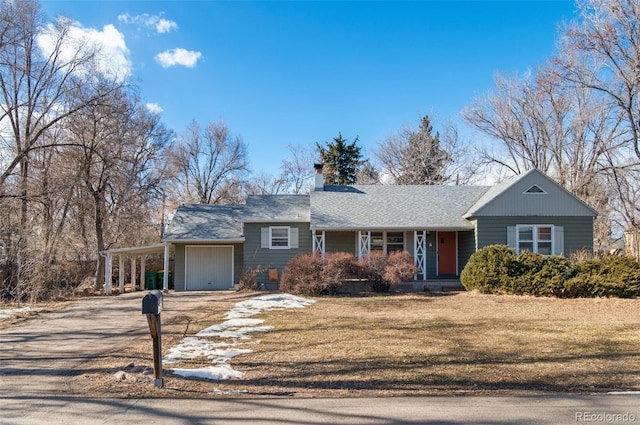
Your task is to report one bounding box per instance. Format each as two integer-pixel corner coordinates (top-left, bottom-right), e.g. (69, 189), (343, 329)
(142, 290), (163, 315)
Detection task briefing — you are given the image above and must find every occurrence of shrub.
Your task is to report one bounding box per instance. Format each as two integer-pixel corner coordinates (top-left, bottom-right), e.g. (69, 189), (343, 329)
(460, 245), (516, 293)
(282, 250), (418, 295)
(280, 253), (325, 296)
(567, 256), (640, 298)
(359, 250), (418, 292)
(461, 245), (639, 298)
(280, 252), (364, 296)
(534, 255), (573, 297)
(322, 252), (363, 290)
(383, 251), (420, 285)
(236, 267), (265, 291)
(359, 251), (389, 292)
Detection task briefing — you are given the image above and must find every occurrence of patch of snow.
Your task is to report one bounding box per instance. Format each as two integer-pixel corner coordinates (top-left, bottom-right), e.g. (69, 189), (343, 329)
(165, 293), (315, 381)
(226, 294), (315, 319)
(197, 318), (266, 335)
(164, 337), (233, 364)
(199, 326), (274, 339)
(0, 307), (31, 321)
(607, 391), (640, 395)
(171, 365), (244, 380)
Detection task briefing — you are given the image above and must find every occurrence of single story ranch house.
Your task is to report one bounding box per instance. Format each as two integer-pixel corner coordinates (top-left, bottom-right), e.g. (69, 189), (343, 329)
(159, 166), (596, 292)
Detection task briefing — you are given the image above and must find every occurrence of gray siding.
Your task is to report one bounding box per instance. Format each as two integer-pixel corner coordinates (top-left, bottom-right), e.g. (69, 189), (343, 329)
(173, 242), (243, 292)
(469, 170), (597, 218)
(325, 231), (357, 254)
(458, 231), (476, 273)
(475, 216), (594, 255)
(243, 222), (312, 286)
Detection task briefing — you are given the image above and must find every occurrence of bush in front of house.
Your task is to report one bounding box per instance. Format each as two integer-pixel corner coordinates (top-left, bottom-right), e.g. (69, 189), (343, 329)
(280, 253), (326, 296)
(236, 266), (265, 291)
(461, 245), (640, 298)
(281, 250), (419, 295)
(460, 245), (517, 293)
(509, 251), (573, 297)
(563, 255), (640, 298)
(358, 251), (419, 292)
(280, 252), (364, 296)
(359, 251), (389, 292)
(382, 251), (420, 290)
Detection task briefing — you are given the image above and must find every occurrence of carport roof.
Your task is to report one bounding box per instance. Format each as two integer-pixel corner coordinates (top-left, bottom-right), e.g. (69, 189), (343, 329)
(100, 243), (166, 256)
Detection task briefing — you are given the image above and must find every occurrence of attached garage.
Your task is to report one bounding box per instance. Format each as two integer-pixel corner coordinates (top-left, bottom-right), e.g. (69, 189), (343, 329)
(185, 245), (234, 291)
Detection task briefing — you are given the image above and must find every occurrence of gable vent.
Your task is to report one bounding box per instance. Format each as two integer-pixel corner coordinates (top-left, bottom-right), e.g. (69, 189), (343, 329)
(524, 184), (546, 194)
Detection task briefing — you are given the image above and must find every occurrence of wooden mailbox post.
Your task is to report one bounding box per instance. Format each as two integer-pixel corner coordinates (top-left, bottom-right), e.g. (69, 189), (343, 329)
(142, 290), (163, 388)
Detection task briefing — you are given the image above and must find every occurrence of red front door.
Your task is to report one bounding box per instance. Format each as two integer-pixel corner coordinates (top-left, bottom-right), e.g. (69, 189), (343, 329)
(437, 231), (457, 275)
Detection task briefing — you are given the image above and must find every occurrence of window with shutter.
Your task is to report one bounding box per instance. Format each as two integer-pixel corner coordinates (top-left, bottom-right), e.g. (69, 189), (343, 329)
(515, 224), (554, 255)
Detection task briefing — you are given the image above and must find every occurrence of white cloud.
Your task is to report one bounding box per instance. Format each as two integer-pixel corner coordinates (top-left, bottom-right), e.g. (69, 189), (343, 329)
(146, 103), (163, 114)
(118, 12), (178, 34)
(155, 48), (202, 68)
(37, 19), (131, 82)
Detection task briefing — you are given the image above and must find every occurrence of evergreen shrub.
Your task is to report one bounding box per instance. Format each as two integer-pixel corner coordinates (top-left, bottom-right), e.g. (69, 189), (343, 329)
(461, 245), (640, 298)
(459, 245), (516, 293)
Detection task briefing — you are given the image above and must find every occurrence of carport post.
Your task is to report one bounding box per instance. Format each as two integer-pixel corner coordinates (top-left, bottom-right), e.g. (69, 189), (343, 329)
(130, 256), (137, 292)
(118, 255), (125, 293)
(104, 252), (112, 295)
(162, 243), (170, 291)
(140, 256), (146, 291)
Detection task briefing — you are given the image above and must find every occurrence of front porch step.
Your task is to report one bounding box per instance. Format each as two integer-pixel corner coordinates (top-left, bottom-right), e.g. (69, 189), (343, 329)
(396, 280), (465, 293)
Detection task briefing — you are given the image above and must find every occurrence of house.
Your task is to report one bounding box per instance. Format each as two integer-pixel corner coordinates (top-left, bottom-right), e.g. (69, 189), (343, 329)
(162, 166), (597, 291)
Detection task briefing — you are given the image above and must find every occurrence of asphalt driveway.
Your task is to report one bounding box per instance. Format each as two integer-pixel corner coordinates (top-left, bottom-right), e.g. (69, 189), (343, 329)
(0, 290), (229, 396)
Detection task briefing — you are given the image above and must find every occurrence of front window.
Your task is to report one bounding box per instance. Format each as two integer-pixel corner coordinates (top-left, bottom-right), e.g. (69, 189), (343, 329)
(270, 226), (290, 249)
(517, 225), (553, 255)
(386, 232), (405, 253)
(371, 232), (384, 252)
(365, 231), (404, 254)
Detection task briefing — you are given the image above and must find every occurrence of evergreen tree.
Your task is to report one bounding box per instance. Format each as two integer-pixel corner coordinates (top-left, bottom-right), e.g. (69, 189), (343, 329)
(316, 133), (363, 185)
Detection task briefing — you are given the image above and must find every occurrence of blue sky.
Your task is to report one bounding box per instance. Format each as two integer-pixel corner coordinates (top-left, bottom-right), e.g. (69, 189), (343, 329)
(41, 0), (579, 177)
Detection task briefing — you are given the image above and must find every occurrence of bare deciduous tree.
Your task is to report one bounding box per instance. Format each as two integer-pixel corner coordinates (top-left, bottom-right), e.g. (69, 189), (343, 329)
(64, 87), (170, 290)
(375, 116), (470, 185)
(0, 0), (122, 299)
(167, 120), (248, 204)
(553, 0), (640, 234)
(280, 144), (315, 193)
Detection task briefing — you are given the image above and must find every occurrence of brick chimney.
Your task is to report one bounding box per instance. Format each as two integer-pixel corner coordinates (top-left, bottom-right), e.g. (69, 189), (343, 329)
(313, 163), (324, 191)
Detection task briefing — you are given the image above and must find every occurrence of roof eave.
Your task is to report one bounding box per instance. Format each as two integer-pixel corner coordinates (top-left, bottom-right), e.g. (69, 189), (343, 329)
(310, 226), (474, 232)
(161, 238), (245, 244)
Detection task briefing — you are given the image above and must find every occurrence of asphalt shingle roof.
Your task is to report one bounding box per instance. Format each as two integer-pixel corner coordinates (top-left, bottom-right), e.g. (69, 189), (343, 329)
(245, 195), (310, 222)
(310, 184), (490, 230)
(163, 204), (245, 242)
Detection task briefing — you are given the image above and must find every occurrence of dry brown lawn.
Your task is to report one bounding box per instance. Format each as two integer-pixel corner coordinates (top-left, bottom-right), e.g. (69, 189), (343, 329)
(69, 291), (640, 398)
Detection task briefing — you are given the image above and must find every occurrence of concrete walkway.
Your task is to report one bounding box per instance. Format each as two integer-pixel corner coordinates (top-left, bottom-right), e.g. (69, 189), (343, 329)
(1, 292), (638, 424)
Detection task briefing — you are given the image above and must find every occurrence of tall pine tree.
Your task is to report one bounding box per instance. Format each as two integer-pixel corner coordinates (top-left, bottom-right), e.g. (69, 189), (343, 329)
(316, 133), (363, 185)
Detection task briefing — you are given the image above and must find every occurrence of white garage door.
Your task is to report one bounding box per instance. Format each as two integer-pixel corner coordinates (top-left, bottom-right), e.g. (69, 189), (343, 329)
(185, 246), (233, 291)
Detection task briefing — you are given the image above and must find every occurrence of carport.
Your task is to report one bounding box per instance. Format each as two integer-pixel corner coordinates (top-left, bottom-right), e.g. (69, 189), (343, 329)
(100, 243), (171, 295)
